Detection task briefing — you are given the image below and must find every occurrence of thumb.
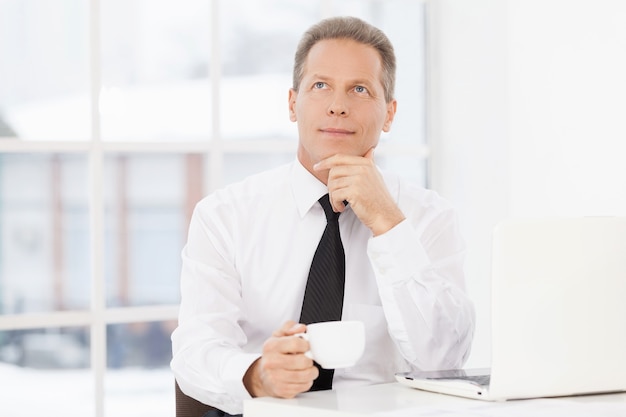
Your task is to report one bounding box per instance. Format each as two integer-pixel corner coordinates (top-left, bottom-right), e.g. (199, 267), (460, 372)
(275, 321), (306, 337)
(364, 147), (375, 160)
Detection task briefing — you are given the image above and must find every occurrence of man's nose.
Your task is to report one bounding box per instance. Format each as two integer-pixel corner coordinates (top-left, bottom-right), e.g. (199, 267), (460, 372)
(327, 93), (348, 116)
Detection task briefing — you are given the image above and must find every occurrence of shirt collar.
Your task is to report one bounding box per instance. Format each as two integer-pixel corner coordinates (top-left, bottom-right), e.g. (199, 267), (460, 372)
(291, 159), (329, 218)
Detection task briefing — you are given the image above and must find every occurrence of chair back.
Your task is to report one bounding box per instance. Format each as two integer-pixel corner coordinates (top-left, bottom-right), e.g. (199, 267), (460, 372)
(175, 380), (216, 417)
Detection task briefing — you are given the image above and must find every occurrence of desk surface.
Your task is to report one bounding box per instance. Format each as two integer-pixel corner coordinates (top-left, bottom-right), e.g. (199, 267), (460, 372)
(244, 382), (626, 417)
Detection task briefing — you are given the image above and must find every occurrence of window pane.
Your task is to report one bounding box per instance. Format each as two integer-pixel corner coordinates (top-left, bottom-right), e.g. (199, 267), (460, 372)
(105, 321), (174, 417)
(223, 153), (294, 185)
(0, 326), (92, 416)
(382, 0), (427, 146)
(0, 154), (90, 314)
(0, 0), (90, 141)
(100, 0), (211, 141)
(0, 3), (429, 417)
(219, 0), (315, 140)
(103, 154), (197, 307)
(107, 321), (174, 368)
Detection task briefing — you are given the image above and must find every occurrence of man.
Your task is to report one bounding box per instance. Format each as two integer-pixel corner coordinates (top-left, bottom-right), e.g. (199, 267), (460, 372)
(171, 16), (475, 416)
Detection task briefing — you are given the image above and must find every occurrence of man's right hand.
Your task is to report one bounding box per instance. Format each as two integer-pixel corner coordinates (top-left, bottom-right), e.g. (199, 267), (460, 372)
(243, 320), (319, 398)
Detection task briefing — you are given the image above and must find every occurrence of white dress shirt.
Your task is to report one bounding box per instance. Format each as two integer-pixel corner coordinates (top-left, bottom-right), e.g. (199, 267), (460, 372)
(171, 159), (475, 414)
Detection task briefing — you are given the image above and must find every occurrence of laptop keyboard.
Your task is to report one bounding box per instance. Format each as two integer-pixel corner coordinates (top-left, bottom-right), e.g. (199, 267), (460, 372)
(431, 374), (491, 387)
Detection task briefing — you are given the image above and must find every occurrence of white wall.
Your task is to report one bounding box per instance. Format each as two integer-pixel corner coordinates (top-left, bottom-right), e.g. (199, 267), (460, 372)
(508, 0), (626, 217)
(429, 0), (626, 368)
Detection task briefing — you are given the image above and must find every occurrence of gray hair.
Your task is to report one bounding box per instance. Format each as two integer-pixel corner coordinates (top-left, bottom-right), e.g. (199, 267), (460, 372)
(292, 16), (396, 103)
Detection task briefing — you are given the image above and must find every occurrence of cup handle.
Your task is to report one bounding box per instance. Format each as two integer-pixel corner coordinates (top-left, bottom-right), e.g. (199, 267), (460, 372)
(294, 332), (314, 360)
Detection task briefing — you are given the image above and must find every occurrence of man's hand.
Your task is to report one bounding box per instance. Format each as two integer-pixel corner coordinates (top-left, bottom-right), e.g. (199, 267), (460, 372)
(243, 321), (318, 398)
(314, 148), (405, 236)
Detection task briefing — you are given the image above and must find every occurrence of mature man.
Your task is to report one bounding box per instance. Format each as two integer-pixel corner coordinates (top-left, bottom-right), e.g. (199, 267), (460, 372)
(171, 16), (475, 417)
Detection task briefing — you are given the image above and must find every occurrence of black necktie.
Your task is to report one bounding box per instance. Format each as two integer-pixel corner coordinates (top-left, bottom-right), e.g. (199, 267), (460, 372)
(299, 193), (346, 391)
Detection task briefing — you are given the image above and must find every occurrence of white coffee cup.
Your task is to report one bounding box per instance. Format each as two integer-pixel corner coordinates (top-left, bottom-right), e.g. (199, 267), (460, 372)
(295, 320), (365, 369)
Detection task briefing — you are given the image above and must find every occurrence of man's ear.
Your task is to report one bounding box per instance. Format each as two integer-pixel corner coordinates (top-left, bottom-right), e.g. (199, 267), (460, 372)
(382, 99), (397, 132)
(288, 88), (298, 122)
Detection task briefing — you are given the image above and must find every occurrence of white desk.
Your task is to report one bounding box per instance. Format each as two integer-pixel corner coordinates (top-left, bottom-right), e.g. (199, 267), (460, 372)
(244, 382), (626, 417)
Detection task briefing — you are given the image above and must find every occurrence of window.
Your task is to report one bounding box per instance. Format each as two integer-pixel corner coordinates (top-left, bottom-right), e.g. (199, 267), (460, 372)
(0, 1), (427, 415)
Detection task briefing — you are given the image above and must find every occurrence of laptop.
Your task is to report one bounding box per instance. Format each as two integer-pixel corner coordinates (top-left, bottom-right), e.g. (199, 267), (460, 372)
(396, 217), (626, 400)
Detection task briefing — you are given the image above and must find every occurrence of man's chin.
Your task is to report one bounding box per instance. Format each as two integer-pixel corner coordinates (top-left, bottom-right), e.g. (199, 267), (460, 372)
(321, 149), (367, 159)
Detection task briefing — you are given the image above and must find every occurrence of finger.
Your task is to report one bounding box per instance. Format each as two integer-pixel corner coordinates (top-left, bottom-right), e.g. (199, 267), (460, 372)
(327, 167), (367, 190)
(272, 320), (302, 337)
(284, 322), (306, 336)
(263, 334), (310, 356)
(282, 365), (319, 384)
(313, 157), (333, 172)
(327, 170), (364, 211)
(278, 351), (316, 371)
(327, 161), (375, 185)
(258, 366), (316, 398)
(263, 362), (319, 386)
(270, 378), (315, 399)
(328, 188), (350, 213)
(313, 153), (363, 171)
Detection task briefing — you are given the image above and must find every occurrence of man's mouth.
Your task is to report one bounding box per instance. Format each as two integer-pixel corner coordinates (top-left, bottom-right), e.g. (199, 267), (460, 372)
(320, 128), (354, 135)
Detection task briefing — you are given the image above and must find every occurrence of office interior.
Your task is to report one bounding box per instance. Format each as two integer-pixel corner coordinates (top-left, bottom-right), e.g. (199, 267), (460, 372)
(1, 0), (625, 416)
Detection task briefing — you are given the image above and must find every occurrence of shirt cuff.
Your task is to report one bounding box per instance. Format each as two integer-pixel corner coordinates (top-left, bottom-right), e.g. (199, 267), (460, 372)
(222, 352), (262, 402)
(367, 219), (430, 285)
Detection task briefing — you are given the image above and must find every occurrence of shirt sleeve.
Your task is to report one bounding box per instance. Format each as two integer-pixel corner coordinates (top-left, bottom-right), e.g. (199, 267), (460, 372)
(367, 205), (475, 371)
(170, 198), (259, 415)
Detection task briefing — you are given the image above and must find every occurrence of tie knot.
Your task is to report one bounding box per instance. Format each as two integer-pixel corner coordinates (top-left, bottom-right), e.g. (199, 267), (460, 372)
(318, 194), (340, 222)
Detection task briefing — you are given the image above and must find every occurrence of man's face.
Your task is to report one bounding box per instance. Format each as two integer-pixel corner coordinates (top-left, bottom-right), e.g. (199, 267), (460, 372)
(289, 38), (396, 176)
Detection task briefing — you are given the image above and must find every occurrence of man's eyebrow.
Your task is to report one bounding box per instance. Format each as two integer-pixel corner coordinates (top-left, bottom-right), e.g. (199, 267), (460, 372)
(351, 78), (375, 86)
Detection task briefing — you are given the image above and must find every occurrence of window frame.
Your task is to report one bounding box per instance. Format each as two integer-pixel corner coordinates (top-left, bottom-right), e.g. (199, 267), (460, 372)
(0, 1), (430, 416)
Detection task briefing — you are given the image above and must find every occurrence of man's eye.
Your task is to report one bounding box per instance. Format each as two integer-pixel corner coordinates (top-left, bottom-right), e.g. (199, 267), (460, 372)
(355, 86), (367, 93)
(314, 82), (326, 89)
